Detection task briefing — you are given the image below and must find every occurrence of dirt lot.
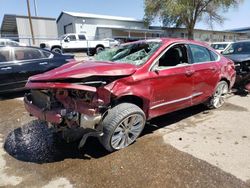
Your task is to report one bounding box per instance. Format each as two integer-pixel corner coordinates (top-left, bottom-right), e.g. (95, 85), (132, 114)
(0, 54), (250, 188)
(0, 92), (249, 188)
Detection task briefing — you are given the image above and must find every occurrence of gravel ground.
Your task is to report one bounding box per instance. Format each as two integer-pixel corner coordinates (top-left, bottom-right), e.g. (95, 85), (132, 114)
(0, 92), (249, 188)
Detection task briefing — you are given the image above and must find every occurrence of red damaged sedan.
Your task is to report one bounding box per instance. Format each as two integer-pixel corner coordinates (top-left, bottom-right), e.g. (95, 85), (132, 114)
(24, 38), (236, 151)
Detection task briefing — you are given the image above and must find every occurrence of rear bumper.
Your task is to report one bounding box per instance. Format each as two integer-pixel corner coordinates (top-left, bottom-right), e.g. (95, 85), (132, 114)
(24, 95), (62, 124)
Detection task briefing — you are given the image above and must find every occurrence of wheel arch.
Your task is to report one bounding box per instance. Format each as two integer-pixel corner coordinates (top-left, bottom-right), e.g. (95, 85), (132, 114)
(51, 45), (62, 50)
(96, 44), (105, 49)
(112, 95), (149, 116)
(220, 77), (230, 89)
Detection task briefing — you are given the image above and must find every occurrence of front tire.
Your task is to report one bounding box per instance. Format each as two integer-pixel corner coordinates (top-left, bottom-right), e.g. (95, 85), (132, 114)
(100, 103), (146, 152)
(206, 80), (229, 109)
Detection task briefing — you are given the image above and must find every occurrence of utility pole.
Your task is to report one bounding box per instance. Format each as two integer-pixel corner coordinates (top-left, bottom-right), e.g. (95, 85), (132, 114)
(34, 0), (38, 16)
(27, 0), (35, 45)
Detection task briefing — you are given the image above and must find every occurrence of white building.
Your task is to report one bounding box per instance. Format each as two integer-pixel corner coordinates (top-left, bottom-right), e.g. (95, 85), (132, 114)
(150, 26), (248, 42)
(56, 11), (163, 40)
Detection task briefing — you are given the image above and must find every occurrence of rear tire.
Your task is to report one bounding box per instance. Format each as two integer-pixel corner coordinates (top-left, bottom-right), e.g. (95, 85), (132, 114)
(95, 46), (104, 54)
(206, 81), (229, 109)
(99, 103), (146, 152)
(51, 47), (62, 54)
(87, 49), (95, 56)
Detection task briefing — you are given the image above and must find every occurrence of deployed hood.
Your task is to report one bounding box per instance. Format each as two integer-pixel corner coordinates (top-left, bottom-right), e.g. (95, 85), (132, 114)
(224, 54), (250, 63)
(29, 60), (137, 82)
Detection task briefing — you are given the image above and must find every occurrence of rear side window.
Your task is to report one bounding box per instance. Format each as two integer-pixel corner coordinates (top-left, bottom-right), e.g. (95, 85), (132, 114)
(210, 51), (219, 61)
(14, 48), (44, 60)
(6, 41), (19, 46)
(0, 49), (11, 62)
(42, 51), (53, 58)
(78, 35), (86, 40)
(189, 44), (211, 63)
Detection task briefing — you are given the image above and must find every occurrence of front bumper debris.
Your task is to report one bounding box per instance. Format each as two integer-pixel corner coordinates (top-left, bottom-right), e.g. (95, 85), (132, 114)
(24, 95), (62, 124)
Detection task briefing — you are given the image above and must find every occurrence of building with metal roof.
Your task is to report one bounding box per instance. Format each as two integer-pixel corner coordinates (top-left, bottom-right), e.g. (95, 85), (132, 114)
(227, 27), (250, 38)
(56, 11), (163, 41)
(1, 14), (58, 45)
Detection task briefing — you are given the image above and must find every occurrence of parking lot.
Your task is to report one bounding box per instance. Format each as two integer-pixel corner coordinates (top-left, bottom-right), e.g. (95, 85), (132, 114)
(0, 91), (249, 187)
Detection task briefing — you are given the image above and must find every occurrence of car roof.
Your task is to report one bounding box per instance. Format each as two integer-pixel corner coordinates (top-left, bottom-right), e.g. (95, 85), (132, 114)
(0, 38), (12, 41)
(211, 42), (232, 44)
(0, 46), (53, 53)
(232, 40), (250, 44)
(127, 38), (209, 47)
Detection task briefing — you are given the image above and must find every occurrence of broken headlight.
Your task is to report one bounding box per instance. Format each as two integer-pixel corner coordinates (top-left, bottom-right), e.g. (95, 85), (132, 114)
(70, 90), (94, 102)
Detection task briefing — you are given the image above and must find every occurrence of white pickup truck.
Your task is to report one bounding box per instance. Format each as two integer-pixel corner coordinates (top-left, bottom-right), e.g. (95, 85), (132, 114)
(40, 33), (110, 55)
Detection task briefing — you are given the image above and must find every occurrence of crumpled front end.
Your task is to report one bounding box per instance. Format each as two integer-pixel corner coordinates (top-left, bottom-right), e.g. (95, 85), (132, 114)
(24, 79), (113, 147)
(233, 61), (250, 90)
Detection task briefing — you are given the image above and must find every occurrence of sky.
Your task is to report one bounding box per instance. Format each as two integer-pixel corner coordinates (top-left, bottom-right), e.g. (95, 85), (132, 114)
(0, 0), (249, 31)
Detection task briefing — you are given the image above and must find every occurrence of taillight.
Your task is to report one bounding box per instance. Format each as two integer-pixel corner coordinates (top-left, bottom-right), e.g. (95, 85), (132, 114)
(228, 60), (235, 70)
(66, 59), (75, 62)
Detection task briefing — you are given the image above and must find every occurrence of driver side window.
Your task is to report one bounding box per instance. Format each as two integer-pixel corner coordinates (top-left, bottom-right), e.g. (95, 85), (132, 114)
(67, 35), (76, 41)
(158, 44), (188, 68)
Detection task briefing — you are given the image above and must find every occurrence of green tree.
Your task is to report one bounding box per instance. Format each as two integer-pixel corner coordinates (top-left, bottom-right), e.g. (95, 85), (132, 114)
(144, 0), (243, 39)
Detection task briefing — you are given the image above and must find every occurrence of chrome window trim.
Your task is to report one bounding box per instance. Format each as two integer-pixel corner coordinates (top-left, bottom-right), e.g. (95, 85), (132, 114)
(149, 42), (221, 72)
(150, 92), (203, 110)
(149, 42), (186, 71)
(189, 44), (221, 63)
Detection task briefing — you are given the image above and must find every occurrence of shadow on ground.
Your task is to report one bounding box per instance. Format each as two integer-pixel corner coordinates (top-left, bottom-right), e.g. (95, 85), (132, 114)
(4, 104), (207, 164)
(0, 91), (26, 101)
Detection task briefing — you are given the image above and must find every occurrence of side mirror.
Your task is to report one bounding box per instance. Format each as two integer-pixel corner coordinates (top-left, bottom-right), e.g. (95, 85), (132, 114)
(64, 37), (70, 42)
(152, 64), (160, 74)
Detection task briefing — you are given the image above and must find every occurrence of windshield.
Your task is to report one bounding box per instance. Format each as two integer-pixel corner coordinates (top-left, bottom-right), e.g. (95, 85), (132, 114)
(59, 35), (67, 40)
(211, 43), (228, 50)
(94, 41), (162, 66)
(223, 42), (250, 55)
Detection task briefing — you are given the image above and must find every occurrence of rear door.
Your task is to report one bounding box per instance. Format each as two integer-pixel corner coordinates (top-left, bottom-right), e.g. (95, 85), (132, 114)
(0, 47), (20, 92)
(188, 44), (220, 105)
(77, 34), (88, 49)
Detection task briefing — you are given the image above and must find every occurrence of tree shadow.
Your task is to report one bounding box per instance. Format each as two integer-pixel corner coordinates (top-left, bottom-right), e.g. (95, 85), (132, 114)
(4, 104), (207, 164)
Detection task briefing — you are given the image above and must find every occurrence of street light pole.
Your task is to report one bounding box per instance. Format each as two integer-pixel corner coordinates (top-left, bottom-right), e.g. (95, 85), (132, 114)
(26, 0), (35, 45)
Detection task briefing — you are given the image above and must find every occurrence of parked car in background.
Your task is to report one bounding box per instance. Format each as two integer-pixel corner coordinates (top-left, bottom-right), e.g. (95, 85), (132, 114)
(211, 42), (232, 53)
(40, 33), (110, 55)
(0, 38), (26, 47)
(0, 46), (74, 93)
(222, 40), (250, 90)
(103, 38), (120, 47)
(24, 38), (235, 152)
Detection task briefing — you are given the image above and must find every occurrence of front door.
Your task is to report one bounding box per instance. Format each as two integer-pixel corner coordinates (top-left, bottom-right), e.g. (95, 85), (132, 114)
(148, 44), (194, 118)
(62, 34), (78, 51)
(13, 47), (52, 87)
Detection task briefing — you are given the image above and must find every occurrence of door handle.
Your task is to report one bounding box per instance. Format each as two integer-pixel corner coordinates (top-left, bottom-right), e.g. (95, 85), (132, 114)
(39, 62), (48, 65)
(1, 67), (12, 70)
(209, 66), (217, 72)
(185, 70), (195, 76)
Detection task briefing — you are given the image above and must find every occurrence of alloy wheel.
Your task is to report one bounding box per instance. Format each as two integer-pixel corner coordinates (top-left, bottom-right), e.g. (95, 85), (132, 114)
(111, 114), (145, 150)
(212, 82), (229, 108)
